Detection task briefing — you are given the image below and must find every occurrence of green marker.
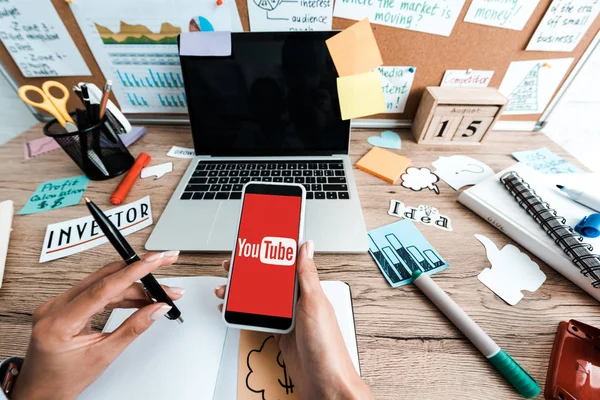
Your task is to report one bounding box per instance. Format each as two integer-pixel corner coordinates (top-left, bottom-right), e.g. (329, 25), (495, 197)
(411, 270), (540, 399)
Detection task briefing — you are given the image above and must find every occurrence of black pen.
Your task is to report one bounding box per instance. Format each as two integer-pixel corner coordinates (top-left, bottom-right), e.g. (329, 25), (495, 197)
(84, 197), (183, 323)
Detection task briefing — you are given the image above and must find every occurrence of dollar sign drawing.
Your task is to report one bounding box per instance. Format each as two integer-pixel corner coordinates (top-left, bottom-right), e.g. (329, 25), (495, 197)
(277, 351), (294, 395)
(51, 197), (64, 209)
(37, 200), (48, 209)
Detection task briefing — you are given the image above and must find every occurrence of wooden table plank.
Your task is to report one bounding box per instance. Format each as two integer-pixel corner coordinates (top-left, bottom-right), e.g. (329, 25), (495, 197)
(1, 124), (598, 399)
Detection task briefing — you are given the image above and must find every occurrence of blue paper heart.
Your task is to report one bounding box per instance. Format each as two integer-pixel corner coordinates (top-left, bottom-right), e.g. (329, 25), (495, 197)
(367, 131), (401, 149)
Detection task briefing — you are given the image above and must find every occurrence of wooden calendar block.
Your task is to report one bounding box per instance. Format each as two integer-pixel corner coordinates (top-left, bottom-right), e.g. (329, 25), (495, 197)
(412, 87), (508, 145)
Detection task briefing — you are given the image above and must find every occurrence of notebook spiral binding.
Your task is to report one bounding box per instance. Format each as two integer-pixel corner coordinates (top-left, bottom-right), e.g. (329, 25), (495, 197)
(500, 171), (600, 289)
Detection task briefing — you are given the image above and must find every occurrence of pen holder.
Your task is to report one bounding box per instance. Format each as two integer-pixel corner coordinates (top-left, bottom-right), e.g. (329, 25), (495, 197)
(44, 115), (135, 181)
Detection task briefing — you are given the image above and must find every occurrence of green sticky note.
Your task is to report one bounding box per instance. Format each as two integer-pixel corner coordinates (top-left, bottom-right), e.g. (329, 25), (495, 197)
(18, 175), (90, 215)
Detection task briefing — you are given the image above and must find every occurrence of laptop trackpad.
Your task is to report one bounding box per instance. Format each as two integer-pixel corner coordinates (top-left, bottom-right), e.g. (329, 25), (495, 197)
(206, 201), (238, 249)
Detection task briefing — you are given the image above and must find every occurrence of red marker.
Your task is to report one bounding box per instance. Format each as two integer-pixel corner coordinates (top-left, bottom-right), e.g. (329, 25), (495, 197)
(110, 152), (151, 205)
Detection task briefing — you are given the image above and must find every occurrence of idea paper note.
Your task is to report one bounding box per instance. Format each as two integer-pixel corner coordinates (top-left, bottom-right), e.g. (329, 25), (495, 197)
(333, 0), (466, 37)
(527, 0), (600, 52)
(388, 200), (453, 231)
(247, 0), (334, 31)
(40, 196), (153, 263)
(464, 0), (539, 30)
(0, 0), (91, 77)
(378, 66), (416, 113)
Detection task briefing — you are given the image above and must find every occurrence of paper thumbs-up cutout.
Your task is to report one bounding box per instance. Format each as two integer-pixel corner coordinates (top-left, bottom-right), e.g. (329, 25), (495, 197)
(141, 162), (173, 180)
(475, 234), (546, 306)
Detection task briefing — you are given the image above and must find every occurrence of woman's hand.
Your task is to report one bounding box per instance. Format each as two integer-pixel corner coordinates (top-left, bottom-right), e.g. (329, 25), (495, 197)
(215, 242), (373, 399)
(11, 251), (183, 400)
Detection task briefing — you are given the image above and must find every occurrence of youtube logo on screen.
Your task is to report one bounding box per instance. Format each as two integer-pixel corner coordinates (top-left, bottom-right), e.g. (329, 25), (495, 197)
(237, 237), (297, 266)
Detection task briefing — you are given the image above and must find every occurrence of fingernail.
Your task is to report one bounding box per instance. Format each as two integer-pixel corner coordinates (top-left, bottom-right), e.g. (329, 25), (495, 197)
(164, 250), (180, 258)
(221, 260), (229, 267)
(169, 287), (185, 296)
(214, 286), (223, 294)
(145, 252), (165, 262)
(306, 240), (314, 259)
(150, 305), (172, 320)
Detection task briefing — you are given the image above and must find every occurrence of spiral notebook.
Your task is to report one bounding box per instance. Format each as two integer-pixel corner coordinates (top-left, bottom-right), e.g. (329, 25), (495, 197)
(459, 163), (600, 301)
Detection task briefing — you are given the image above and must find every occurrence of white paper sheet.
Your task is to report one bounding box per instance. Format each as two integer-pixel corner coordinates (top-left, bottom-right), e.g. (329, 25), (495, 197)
(0, 0), (90, 77)
(498, 58), (573, 115)
(248, 0), (334, 31)
(39, 196), (153, 263)
(377, 66), (416, 113)
(440, 69), (494, 87)
(464, 0), (539, 30)
(70, 1), (237, 114)
(333, 0), (466, 37)
(527, 0), (600, 52)
(80, 277), (229, 400)
(141, 162), (173, 179)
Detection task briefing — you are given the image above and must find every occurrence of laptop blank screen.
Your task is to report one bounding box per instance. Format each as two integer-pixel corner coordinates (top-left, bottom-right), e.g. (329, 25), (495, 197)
(179, 32), (350, 156)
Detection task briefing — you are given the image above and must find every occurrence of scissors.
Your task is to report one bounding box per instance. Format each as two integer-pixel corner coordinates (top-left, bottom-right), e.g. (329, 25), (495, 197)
(18, 81), (77, 132)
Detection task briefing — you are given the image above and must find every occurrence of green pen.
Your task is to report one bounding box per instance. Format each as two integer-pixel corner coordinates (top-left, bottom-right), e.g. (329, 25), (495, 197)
(411, 270), (540, 399)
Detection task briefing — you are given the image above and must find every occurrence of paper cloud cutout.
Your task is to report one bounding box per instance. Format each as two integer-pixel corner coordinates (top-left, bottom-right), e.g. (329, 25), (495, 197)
(401, 167), (440, 194)
(475, 234), (546, 305)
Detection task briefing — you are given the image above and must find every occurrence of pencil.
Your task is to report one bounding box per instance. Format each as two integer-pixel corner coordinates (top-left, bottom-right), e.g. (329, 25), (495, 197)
(99, 80), (112, 119)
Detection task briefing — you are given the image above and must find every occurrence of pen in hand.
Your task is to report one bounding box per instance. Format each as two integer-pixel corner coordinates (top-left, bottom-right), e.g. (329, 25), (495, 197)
(84, 197), (183, 323)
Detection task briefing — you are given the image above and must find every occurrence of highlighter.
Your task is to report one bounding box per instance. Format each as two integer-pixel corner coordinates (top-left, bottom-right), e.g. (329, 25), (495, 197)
(110, 152), (151, 205)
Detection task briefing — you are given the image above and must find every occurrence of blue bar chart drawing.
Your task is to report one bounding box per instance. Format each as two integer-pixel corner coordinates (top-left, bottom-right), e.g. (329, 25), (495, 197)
(116, 68), (183, 88)
(157, 93), (187, 108)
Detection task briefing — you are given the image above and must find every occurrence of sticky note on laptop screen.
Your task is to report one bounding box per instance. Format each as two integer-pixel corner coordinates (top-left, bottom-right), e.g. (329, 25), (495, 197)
(337, 71), (386, 120)
(356, 147), (411, 184)
(326, 19), (383, 77)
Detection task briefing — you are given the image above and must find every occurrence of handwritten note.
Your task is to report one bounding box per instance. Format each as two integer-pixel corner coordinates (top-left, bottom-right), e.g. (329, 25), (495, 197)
(498, 58), (573, 115)
(167, 146), (196, 159)
(527, 0), (600, 52)
(18, 176), (89, 215)
(441, 69), (494, 87)
(337, 71), (386, 120)
(377, 66), (415, 113)
(512, 147), (584, 174)
(39, 196), (153, 263)
(464, 0), (539, 30)
(326, 19), (382, 77)
(247, 0), (334, 31)
(0, 0), (90, 77)
(333, 0), (466, 36)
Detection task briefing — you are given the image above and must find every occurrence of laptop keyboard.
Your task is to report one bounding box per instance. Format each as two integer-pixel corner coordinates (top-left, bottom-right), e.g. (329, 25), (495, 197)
(180, 160), (349, 201)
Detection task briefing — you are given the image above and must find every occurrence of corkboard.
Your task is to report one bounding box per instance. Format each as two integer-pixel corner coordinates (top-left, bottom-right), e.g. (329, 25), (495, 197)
(1, 0), (598, 123)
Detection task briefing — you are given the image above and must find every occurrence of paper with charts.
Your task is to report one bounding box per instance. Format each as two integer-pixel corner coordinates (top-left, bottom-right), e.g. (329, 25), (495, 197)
(498, 58), (573, 115)
(368, 219), (449, 288)
(0, 0), (90, 77)
(247, 0), (334, 31)
(70, 0), (242, 114)
(463, 0), (539, 31)
(333, 0), (466, 36)
(527, 0), (600, 52)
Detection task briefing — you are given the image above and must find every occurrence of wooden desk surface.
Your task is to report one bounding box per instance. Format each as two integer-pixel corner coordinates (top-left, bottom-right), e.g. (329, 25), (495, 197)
(1, 125), (598, 399)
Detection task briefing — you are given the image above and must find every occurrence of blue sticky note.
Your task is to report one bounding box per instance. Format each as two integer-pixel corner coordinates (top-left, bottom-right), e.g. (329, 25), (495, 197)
(18, 176), (89, 215)
(368, 219), (449, 288)
(512, 147), (584, 174)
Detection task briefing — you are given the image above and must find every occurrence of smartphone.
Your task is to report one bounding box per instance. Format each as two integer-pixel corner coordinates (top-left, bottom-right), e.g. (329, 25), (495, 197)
(222, 182), (306, 334)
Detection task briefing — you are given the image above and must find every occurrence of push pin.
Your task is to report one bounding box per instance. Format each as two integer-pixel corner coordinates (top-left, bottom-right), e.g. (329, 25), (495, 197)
(542, 63), (551, 68)
(216, 0), (223, 5)
(466, 68), (473, 75)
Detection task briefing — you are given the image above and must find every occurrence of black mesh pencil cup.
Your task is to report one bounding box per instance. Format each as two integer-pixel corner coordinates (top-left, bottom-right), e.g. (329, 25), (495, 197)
(44, 115), (135, 181)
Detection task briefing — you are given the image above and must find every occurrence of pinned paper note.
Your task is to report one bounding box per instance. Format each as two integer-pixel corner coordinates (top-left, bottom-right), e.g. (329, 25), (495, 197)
(325, 19), (382, 77)
(527, 0), (600, 52)
(388, 200), (453, 231)
(39, 196), (153, 263)
(18, 176), (89, 215)
(0, 0), (91, 77)
(141, 162), (173, 180)
(401, 167), (440, 195)
(368, 219), (450, 287)
(179, 32), (231, 56)
(247, 0), (333, 31)
(378, 66), (416, 113)
(498, 58), (573, 115)
(432, 155), (495, 190)
(512, 147), (584, 174)
(441, 69), (494, 88)
(475, 234), (546, 305)
(464, 0), (539, 30)
(337, 71), (386, 120)
(333, 0), (466, 36)
(367, 130), (401, 149)
(167, 146), (196, 159)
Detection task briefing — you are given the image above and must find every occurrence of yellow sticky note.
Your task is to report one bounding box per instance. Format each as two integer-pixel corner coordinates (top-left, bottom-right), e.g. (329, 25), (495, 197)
(326, 19), (383, 77)
(337, 71), (386, 120)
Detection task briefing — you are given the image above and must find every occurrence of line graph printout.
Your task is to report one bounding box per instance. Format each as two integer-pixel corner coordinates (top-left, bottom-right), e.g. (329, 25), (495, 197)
(70, 1), (234, 113)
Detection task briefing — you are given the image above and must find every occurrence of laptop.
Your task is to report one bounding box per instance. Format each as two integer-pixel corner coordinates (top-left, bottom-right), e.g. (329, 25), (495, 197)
(145, 31), (368, 253)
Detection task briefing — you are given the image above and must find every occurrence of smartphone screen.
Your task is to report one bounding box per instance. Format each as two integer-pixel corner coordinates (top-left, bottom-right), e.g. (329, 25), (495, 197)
(224, 183), (304, 331)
